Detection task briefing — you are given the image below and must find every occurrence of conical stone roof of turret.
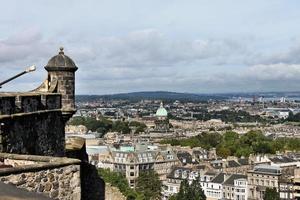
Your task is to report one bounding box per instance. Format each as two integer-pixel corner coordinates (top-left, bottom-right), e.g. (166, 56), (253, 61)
(45, 47), (78, 72)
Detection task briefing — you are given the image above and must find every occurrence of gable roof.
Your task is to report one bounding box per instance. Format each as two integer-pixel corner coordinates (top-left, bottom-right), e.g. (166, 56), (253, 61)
(227, 160), (241, 168)
(211, 173), (226, 184)
(223, 174), (247, 186)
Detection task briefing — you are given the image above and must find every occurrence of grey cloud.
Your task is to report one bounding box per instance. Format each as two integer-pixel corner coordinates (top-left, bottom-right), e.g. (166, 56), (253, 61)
(84, 29), (248, 69)
(242, 63), (300, 81)
(2, 28), (299, 94)
(248, 39), (300, 65)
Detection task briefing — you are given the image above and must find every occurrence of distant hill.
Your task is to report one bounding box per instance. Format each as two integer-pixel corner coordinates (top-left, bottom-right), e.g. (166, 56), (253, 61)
(76, 91), (229, 102)
(76, 91), (300, 103)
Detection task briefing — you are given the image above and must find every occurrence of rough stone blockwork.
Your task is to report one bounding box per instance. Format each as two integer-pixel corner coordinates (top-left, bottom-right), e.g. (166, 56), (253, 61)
(0, 154), (81, 200)
(105, 183), (126, 200)
(4, 111), (65, 156)
(1, 165), (80, 200)
(0, 93), (65, 156)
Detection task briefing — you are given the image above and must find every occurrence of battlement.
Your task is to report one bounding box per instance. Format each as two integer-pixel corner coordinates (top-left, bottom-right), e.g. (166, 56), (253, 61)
(0, 92), (66, 156)
(0, 92), (61, 117)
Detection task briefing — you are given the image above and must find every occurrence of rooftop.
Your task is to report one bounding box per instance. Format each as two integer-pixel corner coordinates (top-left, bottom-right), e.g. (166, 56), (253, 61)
(156, 102), (168, 117)
(45, 47), (78, 72)
(211, 173), (226, 184)
(250, 164), (281, 175)
(223, 174), (247, 186)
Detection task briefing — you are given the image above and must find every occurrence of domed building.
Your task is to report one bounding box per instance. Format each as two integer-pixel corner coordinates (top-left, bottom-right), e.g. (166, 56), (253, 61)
(154, 102), (169, 132)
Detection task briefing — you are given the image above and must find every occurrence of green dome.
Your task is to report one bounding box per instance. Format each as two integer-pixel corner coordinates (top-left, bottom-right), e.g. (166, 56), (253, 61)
(156, 102), (168, 117)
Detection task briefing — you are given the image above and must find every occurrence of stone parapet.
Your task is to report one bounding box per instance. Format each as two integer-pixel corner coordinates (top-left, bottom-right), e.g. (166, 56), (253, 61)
(0, 153), (81, 200)
(0, 92), (61, 115)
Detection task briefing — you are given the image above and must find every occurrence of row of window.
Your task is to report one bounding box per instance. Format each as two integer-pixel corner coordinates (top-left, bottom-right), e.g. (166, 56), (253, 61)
(249, 173), (276, 179)
(249, 178), (276, 187)
(168, 186), (178, 192)
(206, 190), (221, 198)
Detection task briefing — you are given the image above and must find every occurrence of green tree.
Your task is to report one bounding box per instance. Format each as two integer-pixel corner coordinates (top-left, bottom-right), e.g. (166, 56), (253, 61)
(112, 121), (131, 134)
(136, 170), (162, 200)
(98, 168), (139, 199)
(68, 116), (85, 125)
(129, 121), (147, 133)
(216, 146), (231, 158)
(175, 179), (206, 200)
(235, 146), (253, 157)
(68, 116), (113, 134)
(189, 178), (206, 200)
(264, 187), (279, 200)
(176, 179), (190, 200)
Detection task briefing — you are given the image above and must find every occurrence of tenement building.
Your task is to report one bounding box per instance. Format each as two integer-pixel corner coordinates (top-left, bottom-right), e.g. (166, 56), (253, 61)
(247, 165), (281, 200)
(97, 143), (179, 188)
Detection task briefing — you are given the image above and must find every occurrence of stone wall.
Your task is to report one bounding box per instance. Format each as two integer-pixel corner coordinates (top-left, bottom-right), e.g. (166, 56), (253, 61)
(105, 183), (126, 200)
(0, 93), (66, 156)
(80, 162), (105, 200)
(0, 153), (81, 200)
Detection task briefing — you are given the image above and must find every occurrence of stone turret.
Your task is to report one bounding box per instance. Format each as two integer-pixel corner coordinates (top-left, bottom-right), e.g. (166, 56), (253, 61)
(44, 47), (78, 112)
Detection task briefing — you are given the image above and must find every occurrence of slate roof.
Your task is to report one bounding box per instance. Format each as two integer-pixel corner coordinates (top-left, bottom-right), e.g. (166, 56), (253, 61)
(211, 173), (226, 184)
(250, 165), (281, 175)
(177, 152), (199, 165)
(238, 158), (249, 165)
(167, 167), (194, 179)
(204, 171), (217, 176)
(227, 160), (240, 168)
(223, 174), (247, 186)
(269, 156), (296, 163)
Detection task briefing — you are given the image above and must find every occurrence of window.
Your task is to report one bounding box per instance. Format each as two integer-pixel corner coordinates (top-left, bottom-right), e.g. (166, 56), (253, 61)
(130, 172), (134, 176)
(130, 165), (134, 169)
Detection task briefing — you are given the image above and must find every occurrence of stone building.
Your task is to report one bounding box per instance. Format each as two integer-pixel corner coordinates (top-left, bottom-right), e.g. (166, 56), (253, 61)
(98, 143), (179, 188)
(154, 102), (169, 132)
(0, 47), (77, 156)
(0, 48), (104, 200)
(293, 168), (300, 199)
(162, 166), (200, 199)
(222, 174), (248, 200)
(247, 165), (281, 200)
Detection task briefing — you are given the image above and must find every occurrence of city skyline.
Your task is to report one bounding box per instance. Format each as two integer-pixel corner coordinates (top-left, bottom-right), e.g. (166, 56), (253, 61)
(1, 0), (300, 94)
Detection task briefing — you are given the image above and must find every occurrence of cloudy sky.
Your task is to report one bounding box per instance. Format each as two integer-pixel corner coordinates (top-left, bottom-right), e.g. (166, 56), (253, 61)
(1, 0), (300, 94)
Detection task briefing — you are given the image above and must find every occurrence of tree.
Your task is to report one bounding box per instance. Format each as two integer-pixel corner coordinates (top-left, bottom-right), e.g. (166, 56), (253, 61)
(189, 178), (206, 200)
(175, 179), (206, 200)
(112, 121), (131, 134)
(136, 170), (162, 200)
(264, 187), (279, 200)
(216, 146), (231, 158)
(98, 168), (139, 199)
(129, 121), (147, 133)
(176, 179), (189, 200)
